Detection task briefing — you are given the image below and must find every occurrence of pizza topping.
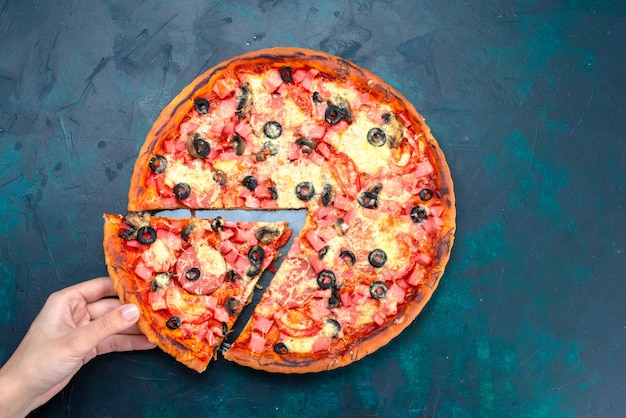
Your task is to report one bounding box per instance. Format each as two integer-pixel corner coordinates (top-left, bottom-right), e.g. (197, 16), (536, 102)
(317, 270), (336, 290)
(181, 223), (195, 242)
(236, 83), (251, 119)
(319, 245), (330, 259)
(339, 250), (356, 266)
(151, 272), (172, 291)
(210, 216), (225, 232)
(262, 141), (279, 156)
(213, 170), (227, 185)
(149, 155), (168, 173)
(185, 267), (201, 281)
(263, 121), (282, 139)
(312, 91), (324, 104)
(173, 183), (191, 200)
(296, 182), (315, 201)
(255, 227), (281, 244)
(268, 185), (278, 200)
(321, 183), (333, 207)
(273, 342), (289, 354)
(380, 112), (403, 148)
(410, 205), (429, 223)
(242, 175), (258, 190)
(193, 98), (210, 115)
(419, 188), (434, 201)
(186, 134), (211, 159)
(368, 249), (387, 268)
(294, 136), (318, 153)
(230, 134), (246, 155)
(357, 184), (382, 209)
(327, 96), (352, 123)
(225, 297), (241, 315)
(248, 245), (265, 266)
(166, 316), (182, 330)
(137, 226), (157, 245)
(226, 269), (241, 282)
(247, 263), (261, 277)
(322, 319), (341, 338)
(324, 105), (343, 125)
(280, 66), (293, 83)
(327, 287), (341, 309)
(369, 281), (388, 299)
(367, 127), (386, 147)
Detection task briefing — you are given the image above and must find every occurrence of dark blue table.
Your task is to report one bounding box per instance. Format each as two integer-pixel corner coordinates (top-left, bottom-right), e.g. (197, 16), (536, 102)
(1, 1), (624, 416)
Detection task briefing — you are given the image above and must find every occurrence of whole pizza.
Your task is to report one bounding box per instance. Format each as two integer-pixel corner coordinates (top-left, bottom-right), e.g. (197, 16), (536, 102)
(103, 47), (455, 373)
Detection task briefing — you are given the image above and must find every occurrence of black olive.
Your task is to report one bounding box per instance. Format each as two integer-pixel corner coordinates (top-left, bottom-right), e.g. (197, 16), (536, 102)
(317, 270), (336, 290)
(319, 245), (330, 259)
(368, 249), (387, 268)
(194, 98), (210, 114)
(321, 184), (333, 207)
(339, 250), (356, 266)
(325, 105), (343, 124)
(410, 205), (428, 223)
(231, 134), (245, 155)
(225, 297), (241, 315)
(296, 182), (315, 201)
(242, 175), (258, 190)
(324, 319), (341, 337)
(280, 66), (293, 82)
(236, 83), (250, 119)
(263, 121), (282, 139)
(174, 183), (191, 200)
(370, 281), (388, 299)
(255, 227), (280, 244)
(246, 263), (261, 277)
(328, 287), (341, 309)
(274, 342), (289, 354)
(420, 189), (434, 201)
(226, 269), (241, 282)
(166, 316), (181, 330)
(295, 136), (318, 153)
(381, 113), (391, 123)
(210, 216), (225, 232)
(262, 141), (278, 155)
(149, 155), (167, 173)
(185, 267), (201, 281)
(186, 134), (211, 158)
(213, 170), (227, 185)
(137, 226), (157, 244)
(181, 223), (195, 242)
(367, 127), (387, 147)
(248, 245), (265, 265)
(268, 186), (278, 200)
(358, 191), (378, 208)
(312, 91), (324, 104)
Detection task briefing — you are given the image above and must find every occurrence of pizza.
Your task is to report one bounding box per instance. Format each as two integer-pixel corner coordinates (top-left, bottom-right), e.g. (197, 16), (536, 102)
(103, 47), (455, 374)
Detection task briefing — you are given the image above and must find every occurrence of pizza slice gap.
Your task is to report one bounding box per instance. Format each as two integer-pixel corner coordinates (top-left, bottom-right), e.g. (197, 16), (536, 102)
(102, 212), (293, 372)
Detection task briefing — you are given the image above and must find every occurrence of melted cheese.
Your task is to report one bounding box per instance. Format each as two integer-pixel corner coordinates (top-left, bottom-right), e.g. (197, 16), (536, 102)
(195, 243), (228, 278)
(142, 239), (176, 271)
(333, 116), (392, 175)
(164, 159), (219, 201)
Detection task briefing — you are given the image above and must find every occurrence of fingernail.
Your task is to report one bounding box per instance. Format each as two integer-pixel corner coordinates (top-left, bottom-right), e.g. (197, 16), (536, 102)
(121, 304), (139, 321)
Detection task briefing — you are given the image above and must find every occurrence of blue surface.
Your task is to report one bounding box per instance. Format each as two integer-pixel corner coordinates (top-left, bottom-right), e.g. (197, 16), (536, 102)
(1, 0), (625, 416)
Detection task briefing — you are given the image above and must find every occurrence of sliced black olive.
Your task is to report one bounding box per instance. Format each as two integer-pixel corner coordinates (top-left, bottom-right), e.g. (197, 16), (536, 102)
(358, 191), (378, 208)
(370, 281), (388, 299)
(327, 96), (352, 123)
(246, 263), (261, 277)
(410, 205), (429, 223)
(236, 83), (250, 119)
(149, 155), (167, 173)
(194, 98), (210, 114)
(186, 134), (211, 158)
(312, 91), (324, 104)
(255, 227), (280, 244)
(319, 245), (330, 259)
(339, 250), (356, 266)
(242, 175), (258, 190)
(213, 170), (227, 185)
(262, 141), (278, 155)
(181, 223), (195, 242)
(381, 113), (391, 123)
(263, 121), (282, 139)
(328, 287), (341, 309)
(367, 127), (387, 147)
(280, 66), (293, 83)
(368, 249), (387, 268)
(324, 319), (341, 337)
(420, 189), (434, 201)
(166, 316), (181, 330)
(321, 184), (333, 207)
(225, 297), (241, 315)
(268, 186), (278, 200)
(325, 105), (343, 125)
(226, 269), (241, 282)
(295, 136), (318, 153)
(185, 267), (201, 281)
(210, 216), (225, 232)
(317, 270), (336, 290)
(231, 134), (245, 155)
(137, 226), (157, 244)
(296, 182), (315, 201)
(248, 245), (265, 265)
(274, 342), (289, 355)
(173, 183), (191, 200)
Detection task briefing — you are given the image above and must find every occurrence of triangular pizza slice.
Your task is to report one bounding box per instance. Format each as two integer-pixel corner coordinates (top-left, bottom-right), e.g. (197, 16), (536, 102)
(103, 212), (291, 372)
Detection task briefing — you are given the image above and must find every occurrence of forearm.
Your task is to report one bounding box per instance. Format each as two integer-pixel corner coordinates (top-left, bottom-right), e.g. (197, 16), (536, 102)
(0, 362), (36, 418)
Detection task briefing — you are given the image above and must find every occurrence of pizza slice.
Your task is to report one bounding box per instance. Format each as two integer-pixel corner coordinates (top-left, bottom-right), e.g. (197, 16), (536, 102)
(103, 212), (291, 372)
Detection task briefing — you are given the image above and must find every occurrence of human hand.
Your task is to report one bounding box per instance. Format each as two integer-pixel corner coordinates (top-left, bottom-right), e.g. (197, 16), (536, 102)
(0, 277), (155, 417)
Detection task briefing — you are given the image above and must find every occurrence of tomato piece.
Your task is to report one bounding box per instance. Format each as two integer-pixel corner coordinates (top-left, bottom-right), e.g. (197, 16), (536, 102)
(328, 153), (360, 198)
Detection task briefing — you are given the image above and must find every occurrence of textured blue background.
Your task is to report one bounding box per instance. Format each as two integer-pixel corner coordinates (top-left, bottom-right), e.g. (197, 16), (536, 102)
(1, 0), (625, 416)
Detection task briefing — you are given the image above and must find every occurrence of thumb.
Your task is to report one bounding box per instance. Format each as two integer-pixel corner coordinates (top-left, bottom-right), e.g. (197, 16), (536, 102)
(77, 304), (140, 353)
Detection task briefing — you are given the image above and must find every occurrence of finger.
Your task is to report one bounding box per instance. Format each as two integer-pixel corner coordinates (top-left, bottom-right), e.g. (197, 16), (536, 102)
(95, 334), (157, 356)
(63, 277), (116, 304)
(75, 303), (141, 353)
(86, 297), (121, 319)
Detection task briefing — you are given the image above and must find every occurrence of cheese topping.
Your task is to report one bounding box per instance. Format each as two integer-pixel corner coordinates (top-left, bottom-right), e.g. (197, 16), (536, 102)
(194, 243), (228, 278)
